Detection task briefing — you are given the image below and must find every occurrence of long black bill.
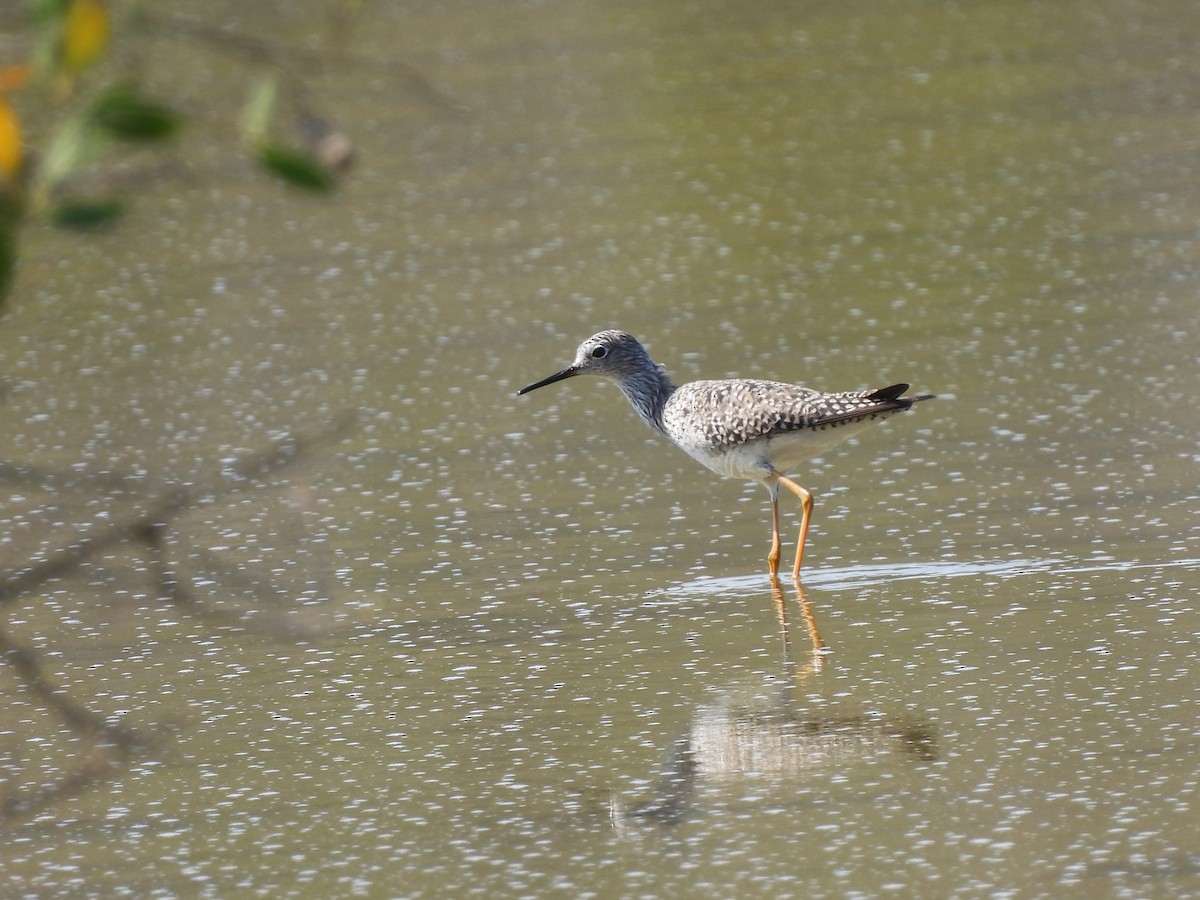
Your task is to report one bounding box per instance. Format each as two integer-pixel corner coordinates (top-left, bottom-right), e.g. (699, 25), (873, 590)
(517, 366), (580, 395)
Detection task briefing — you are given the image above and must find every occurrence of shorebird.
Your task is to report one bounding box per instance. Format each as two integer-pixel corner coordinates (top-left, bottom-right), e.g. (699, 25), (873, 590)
(518, 330), (933, 580)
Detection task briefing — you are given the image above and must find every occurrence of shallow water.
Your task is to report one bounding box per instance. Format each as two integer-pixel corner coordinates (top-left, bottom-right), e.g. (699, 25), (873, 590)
(3, 0), (1199, 896)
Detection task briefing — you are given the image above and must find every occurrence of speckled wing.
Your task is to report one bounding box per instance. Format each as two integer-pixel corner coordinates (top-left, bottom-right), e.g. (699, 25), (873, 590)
(663, 379), (918, 449)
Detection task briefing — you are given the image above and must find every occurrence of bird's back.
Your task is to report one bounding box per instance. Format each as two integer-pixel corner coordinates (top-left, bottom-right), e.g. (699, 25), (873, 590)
(662, 379), (925, 481)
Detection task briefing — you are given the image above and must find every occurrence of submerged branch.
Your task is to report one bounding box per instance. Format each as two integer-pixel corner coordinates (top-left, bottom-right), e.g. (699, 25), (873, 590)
(0, 412), (356, 610)
(0, 413), (355, 822)
(0, 625), (160, 822)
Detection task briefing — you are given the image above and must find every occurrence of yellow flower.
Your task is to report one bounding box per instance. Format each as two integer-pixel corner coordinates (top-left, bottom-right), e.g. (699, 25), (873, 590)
(0, 97), (21, 184)
(62, 0), (111, 73)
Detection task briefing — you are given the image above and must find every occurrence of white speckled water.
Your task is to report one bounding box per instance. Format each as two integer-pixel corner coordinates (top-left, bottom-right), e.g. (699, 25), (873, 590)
(2, 0), (1198, 896)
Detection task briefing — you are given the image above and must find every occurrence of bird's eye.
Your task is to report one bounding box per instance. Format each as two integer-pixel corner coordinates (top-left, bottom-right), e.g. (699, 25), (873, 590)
(590, 346), (609, 359)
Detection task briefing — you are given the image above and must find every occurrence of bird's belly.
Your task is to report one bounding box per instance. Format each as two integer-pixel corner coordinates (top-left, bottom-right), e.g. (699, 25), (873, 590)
(763, 419), (887, 470)
(677, 442), (771, 481)
(677, 418), (884, 482)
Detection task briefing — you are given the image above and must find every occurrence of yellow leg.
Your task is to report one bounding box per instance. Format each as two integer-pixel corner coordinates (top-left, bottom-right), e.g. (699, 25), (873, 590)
(774, 474), (814, 581)
(767, 487), (782, 577)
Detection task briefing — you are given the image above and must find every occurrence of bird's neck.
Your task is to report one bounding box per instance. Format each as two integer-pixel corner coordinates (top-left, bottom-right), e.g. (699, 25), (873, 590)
(615, 363), (676, 434)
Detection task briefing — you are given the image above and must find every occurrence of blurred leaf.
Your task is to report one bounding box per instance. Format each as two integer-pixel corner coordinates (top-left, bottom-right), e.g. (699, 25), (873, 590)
(91, 86), (182, 142)
(0, 97), (21, 185)
(62, 0), (110, 73)
(36, 104), (101, 205)
(257, 142), (335, 192)
(31, 0), (67, 23)
(0, 190), (21, 305)
(50, 196), (126, 229)
(240, 75), (278, 148)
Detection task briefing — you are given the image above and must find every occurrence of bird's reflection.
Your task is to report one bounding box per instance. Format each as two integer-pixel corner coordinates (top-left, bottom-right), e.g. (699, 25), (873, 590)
(613, 575), (936, 831)
(771, 574), (826, 676)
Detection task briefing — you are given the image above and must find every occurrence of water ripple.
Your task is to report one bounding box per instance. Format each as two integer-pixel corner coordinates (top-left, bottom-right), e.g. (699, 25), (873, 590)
(663, 556), (1200, 599)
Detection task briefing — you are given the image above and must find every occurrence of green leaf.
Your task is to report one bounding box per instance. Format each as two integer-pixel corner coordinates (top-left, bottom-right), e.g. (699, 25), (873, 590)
(91, 86), (182, 142)
(51, 196), (127, 229)
(257, 143), (335, 192)
(240, 75), (278, 147)
(38, 103), (102, 196)
(0, 191), (21, 306)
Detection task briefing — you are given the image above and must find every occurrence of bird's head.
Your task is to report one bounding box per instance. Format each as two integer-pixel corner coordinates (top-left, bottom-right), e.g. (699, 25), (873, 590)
(517, 330), (652, 394)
